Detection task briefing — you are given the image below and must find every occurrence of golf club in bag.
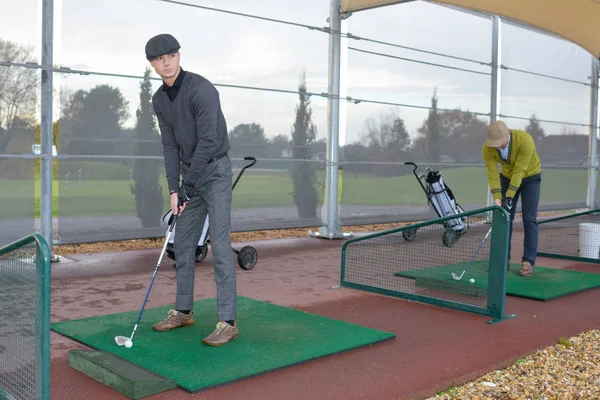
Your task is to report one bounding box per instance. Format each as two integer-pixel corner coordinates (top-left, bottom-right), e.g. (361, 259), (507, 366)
(403, 162), (469, 247)
(161, 156), (258, 271)
(115, 217), (176, 348)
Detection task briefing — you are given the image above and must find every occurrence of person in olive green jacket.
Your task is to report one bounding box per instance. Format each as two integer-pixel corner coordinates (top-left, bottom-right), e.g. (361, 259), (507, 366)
(482, 120), (542, 277)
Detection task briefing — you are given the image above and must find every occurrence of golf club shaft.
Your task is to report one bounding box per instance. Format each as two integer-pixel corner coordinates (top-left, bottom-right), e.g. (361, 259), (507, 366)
(458, 226), (492, 279)
(130, 219), (176, 337)
(129, 324), (138, 341)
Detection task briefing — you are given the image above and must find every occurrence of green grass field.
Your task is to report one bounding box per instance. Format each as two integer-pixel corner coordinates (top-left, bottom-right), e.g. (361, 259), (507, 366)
(0, 167), (593, 219)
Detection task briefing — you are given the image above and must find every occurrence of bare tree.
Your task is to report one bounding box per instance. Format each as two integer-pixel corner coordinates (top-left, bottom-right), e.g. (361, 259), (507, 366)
(417, 107), (488, 163)
(361, 109), (411, 151)
(359, 108), (412, 176)
(559, 125), (579, 136)
(0, 39), (38, 134)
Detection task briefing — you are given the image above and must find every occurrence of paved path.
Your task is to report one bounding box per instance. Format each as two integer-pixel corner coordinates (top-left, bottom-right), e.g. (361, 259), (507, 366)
(46, 230), (600, 400)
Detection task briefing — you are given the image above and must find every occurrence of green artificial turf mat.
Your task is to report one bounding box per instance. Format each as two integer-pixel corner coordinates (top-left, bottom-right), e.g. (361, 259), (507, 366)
(395, 261), (600, 301)
(51, 296), (395, 393)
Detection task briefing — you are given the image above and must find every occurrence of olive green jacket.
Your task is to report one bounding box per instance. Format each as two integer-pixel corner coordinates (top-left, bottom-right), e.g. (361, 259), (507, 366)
(482, 129), (542, 200)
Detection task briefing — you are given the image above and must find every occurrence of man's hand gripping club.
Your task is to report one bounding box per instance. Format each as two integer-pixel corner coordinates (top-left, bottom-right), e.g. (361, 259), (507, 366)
(170, 182), (194, 216)
(494, 197), (513, 212)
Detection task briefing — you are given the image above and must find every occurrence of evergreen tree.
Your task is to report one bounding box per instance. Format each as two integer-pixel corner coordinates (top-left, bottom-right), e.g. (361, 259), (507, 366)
(525, 113), (545, 143)
(419, 88), (440, 162)
(390, 116), (411, 151)
(290, 71), (319, 219)
(130, 68), (164, 227)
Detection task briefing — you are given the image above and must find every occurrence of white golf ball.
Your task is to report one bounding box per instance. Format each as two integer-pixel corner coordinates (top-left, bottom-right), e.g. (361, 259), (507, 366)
(125, 340), (132, 348)
(469, 278), (475, 284)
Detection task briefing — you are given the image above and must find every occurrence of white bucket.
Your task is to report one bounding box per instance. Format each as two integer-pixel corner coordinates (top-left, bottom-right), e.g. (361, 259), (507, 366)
(579, 223), (600, 259)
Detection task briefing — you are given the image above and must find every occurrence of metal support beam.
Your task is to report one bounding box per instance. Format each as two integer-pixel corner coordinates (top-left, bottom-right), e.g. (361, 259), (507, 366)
(40, 0), (54, 253)
(309, 0), (352, 239)
(486, 15), (502, 218)
(587, 58), (599, 210)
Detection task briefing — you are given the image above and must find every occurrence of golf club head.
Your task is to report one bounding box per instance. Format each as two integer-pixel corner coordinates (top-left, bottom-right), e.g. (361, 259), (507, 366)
(115, 335), (133, 348)
(451, 273), (461, 281)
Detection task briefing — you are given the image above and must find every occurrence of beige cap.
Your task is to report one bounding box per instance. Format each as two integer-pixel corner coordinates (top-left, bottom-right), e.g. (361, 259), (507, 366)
(486, 120), (509, 147)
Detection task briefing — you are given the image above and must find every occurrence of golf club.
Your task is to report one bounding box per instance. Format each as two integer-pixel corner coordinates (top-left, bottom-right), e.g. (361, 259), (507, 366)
(115, 216), (177, 348)
(451, 226), (492, 281)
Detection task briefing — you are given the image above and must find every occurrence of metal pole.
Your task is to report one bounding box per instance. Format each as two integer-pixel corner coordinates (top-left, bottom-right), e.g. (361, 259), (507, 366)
(486, 15), (501, 219)
(40, 0), (54, 252)
(309, 0), (352, 239)
(587, 58), (599, 210)
(325, 0), (341, 239)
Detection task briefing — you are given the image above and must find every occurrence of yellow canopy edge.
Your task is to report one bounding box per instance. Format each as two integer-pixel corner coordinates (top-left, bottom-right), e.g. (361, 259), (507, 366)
(340, 0), (600, 58)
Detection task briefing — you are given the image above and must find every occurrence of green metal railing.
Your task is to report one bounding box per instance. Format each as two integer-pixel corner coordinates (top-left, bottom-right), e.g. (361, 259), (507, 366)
(0, 233), (51, 400)
(537, 208), (600, 264)
(340, 206), (516, 324)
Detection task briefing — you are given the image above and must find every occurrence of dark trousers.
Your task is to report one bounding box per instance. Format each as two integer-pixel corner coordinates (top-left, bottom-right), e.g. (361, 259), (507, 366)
(500, 172), (542, 266)
(176, 156), (236, 321)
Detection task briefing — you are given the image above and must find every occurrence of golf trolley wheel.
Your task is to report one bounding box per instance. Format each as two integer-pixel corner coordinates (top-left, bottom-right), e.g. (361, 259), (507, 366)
(442, 228), (459, 248)
(402, 228), (417, 242)
(195, 243), (209, 263)
(237, 245), (258, 270)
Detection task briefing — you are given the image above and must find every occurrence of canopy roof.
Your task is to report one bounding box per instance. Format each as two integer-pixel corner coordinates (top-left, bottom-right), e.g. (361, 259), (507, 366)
(340, 0), (600, 58)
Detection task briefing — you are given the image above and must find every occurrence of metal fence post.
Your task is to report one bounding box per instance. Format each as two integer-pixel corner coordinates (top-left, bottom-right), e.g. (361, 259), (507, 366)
(40, 0), (54, 252)
(588, 58), (599, 210)
(35, 234), (51, 399)
(486, 206), (515, 324)
(309, 0), (352, 239)
(486, 15), (502, 220)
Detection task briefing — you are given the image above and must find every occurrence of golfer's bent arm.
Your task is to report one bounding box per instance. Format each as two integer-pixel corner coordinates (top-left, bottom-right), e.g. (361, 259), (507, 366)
(183, 83), (219, 189)
(482, 147), (502, 201)
(505, 137), (534, 199)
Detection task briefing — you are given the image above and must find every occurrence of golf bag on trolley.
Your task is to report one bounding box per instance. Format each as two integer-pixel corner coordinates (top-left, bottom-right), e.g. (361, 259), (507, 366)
(161, 156), (259, 270)
(161, 209), (210, 263)
(403, 162), (469, 247)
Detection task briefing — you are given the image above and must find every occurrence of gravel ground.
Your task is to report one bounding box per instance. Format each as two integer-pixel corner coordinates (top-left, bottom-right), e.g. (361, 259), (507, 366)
(428, 329), (600, 400)
(52, 222), (412, 255)
(50, 209), (574, 256)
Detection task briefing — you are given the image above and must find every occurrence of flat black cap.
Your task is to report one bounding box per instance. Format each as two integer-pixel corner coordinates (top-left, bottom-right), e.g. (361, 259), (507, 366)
(145, 34), (180, 61)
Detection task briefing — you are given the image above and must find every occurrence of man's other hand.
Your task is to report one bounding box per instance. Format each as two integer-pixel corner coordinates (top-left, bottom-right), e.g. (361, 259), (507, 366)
(171, 192), (185, 216)
(502, 197), (513, 212)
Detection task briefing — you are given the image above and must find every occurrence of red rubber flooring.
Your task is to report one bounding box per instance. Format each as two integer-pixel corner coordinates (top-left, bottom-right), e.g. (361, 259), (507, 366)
(49, 230), (600, 400)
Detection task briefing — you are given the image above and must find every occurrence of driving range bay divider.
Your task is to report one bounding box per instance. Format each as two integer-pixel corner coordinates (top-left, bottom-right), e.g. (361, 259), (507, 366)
(536, 208), (600, 264)
(0, 233), (51, 400)
(340, 206), (516, 324)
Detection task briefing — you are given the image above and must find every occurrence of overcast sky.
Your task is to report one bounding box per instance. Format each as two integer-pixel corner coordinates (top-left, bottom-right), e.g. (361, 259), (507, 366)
(1, 0), (595, 146)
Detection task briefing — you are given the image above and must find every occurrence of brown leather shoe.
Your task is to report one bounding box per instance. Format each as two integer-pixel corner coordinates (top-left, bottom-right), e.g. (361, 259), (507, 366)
(152, 309), (195, 332)
(519, 261), (533, 277)
(202, 321), (238, 347)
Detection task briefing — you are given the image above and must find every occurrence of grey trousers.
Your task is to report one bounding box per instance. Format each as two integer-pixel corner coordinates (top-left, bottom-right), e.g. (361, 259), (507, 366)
(175, 155), (236, 321)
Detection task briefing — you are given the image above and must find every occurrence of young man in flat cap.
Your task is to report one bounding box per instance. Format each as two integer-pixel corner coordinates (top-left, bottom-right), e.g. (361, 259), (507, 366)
(482, 120), (542, 277)
(145, 33), (238, 346)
